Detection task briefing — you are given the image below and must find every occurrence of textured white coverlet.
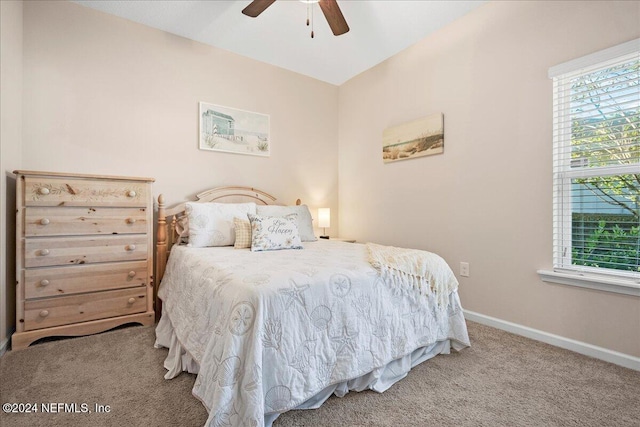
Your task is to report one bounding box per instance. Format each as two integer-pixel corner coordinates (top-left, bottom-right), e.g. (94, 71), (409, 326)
(156, 240), (470, 426)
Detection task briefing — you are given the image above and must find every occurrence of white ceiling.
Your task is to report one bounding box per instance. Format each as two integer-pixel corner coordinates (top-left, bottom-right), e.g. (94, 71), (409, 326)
(74, 0), (487, 86)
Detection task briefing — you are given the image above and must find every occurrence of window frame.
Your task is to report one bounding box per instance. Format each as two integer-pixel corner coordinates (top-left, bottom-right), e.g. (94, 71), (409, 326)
(539, 39), (640, 295)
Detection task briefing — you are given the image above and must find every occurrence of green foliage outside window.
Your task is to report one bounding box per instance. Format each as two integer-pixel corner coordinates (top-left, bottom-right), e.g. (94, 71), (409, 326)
(569, 60), (639, 273)
(572, 219), (640, 272)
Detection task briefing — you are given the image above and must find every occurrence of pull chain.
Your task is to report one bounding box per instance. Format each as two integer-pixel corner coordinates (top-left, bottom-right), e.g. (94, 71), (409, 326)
(306, 2), (314, 38)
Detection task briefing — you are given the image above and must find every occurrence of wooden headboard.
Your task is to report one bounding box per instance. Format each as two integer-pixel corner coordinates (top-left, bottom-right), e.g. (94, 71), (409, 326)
(155, 186), (300, 314)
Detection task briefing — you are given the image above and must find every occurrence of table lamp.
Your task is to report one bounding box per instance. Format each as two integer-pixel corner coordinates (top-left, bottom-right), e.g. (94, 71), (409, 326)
(318, 208), (330, 239)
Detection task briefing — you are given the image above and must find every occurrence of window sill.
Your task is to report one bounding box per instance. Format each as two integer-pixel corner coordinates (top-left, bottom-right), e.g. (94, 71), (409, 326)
(537, 270), (640, 297)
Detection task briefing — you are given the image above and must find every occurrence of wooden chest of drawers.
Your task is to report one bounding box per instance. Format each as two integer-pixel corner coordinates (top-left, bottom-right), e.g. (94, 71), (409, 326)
(12, 170), (155, 350)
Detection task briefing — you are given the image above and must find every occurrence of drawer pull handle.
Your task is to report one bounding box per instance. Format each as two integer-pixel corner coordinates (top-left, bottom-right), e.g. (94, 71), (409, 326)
(39, 310), (49, 318)
(127, 298), (136, 304)
(125, 244), (136, 252)
(127, 190), (137, 198)
(40, 218), (50, 225)
(40, 279), (50, 287)
(38, 187), (50, 195)
(39, 249), (50, 256)
(128, 271), (136, 278)
(126, 218), (136, 224)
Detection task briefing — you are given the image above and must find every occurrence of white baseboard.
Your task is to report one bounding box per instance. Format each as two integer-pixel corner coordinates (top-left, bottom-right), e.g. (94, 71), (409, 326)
(0, 337), (9, 357)
(463, 309), (640, 371)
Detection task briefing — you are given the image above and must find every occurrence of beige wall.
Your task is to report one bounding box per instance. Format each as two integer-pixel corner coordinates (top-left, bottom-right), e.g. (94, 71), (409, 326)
(1, 0), (23, 350)
(338, 1), (640, 357)
(22, 1), (338, 210)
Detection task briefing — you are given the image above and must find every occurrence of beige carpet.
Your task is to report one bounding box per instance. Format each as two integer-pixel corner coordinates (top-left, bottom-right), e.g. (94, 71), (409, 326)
(1, 321), (638, 427)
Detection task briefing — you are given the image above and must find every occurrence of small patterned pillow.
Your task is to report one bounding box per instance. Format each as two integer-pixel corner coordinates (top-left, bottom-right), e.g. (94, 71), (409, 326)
(247, 213), (303, 252)
(233, 217), (252, 249)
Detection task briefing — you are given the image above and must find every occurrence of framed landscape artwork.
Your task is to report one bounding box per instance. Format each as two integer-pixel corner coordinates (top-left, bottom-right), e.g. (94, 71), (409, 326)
(199, 102), (270, 157)
(382, 113), (444, 163)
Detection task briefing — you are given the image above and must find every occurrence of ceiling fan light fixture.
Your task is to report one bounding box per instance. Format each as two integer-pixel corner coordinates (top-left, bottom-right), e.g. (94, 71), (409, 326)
(243, 0), (349, 37)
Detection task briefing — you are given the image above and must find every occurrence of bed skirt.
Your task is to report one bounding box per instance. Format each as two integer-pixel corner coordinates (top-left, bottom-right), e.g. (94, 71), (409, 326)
(155, 311), (463, 426)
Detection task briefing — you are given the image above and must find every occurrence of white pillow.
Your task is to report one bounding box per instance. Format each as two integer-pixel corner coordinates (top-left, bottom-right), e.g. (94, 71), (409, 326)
(256, 205), (317, 242)
(186, 202), (256, 247)
(248, 213), (303, 252)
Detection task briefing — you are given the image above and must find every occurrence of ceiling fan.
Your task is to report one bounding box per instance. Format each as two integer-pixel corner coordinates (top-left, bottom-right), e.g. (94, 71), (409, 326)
(242, 0), (350, 37)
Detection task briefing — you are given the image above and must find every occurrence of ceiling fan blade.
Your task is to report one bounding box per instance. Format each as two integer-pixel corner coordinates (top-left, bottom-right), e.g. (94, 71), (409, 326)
(242, 0), (276, 18)
(318, 0), (349, 36)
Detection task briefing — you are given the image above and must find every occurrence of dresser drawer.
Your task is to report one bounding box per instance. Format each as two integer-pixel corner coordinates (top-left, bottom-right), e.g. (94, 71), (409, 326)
(25, 235), (147, 268)
(24, 207), (148, 237)
(24, 261), (148, 299)
(24, 176), (148, 207)
(24, 287), (147, 331)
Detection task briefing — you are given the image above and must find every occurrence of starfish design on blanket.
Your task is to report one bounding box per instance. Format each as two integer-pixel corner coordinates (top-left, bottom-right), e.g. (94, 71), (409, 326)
(330, 325), (358, 355)
(278, 281), (310, 310)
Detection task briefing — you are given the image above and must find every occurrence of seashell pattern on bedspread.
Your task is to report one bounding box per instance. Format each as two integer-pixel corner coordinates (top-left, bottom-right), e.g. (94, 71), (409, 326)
(156, 240), (470, 427)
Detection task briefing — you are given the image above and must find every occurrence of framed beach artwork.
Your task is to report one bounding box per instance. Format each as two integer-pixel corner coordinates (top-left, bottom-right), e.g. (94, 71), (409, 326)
(199, 102), (270, 157)
(382, 113), (444, 163)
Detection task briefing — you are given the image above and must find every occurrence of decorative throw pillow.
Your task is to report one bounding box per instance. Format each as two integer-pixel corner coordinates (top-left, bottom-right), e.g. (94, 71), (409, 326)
(175, 215), (189, 244)
(247, 213), (303, 252)
(233, 217), (252, 249)
(256, 205), (317, 242)
(186, 202), (256, 247)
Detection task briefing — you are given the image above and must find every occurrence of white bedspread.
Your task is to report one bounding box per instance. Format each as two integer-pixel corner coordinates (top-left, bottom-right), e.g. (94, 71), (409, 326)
(156, 240), (470, 427)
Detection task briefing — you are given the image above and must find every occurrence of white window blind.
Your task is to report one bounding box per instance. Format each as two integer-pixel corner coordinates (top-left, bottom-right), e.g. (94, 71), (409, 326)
(551, 40), (639, 281)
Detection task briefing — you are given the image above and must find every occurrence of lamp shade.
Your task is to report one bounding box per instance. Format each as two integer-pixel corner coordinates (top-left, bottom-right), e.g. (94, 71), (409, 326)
(317, 208), (330, 228)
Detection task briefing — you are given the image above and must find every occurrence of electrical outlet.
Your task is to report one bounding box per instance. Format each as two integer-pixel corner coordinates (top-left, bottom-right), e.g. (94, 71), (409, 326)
(460, 262), (470, 277)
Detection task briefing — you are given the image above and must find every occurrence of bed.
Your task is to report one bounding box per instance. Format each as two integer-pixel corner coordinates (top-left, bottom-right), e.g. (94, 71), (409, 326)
(154, 186), (470, 427)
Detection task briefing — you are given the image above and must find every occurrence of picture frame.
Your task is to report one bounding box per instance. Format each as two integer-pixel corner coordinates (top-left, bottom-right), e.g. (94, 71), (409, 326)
(199, 102), (270, 157)
(382, 113), (444, 163)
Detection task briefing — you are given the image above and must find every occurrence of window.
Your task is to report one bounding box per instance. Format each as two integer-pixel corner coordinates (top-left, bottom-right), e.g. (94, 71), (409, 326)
(544, 39), (639, 292)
